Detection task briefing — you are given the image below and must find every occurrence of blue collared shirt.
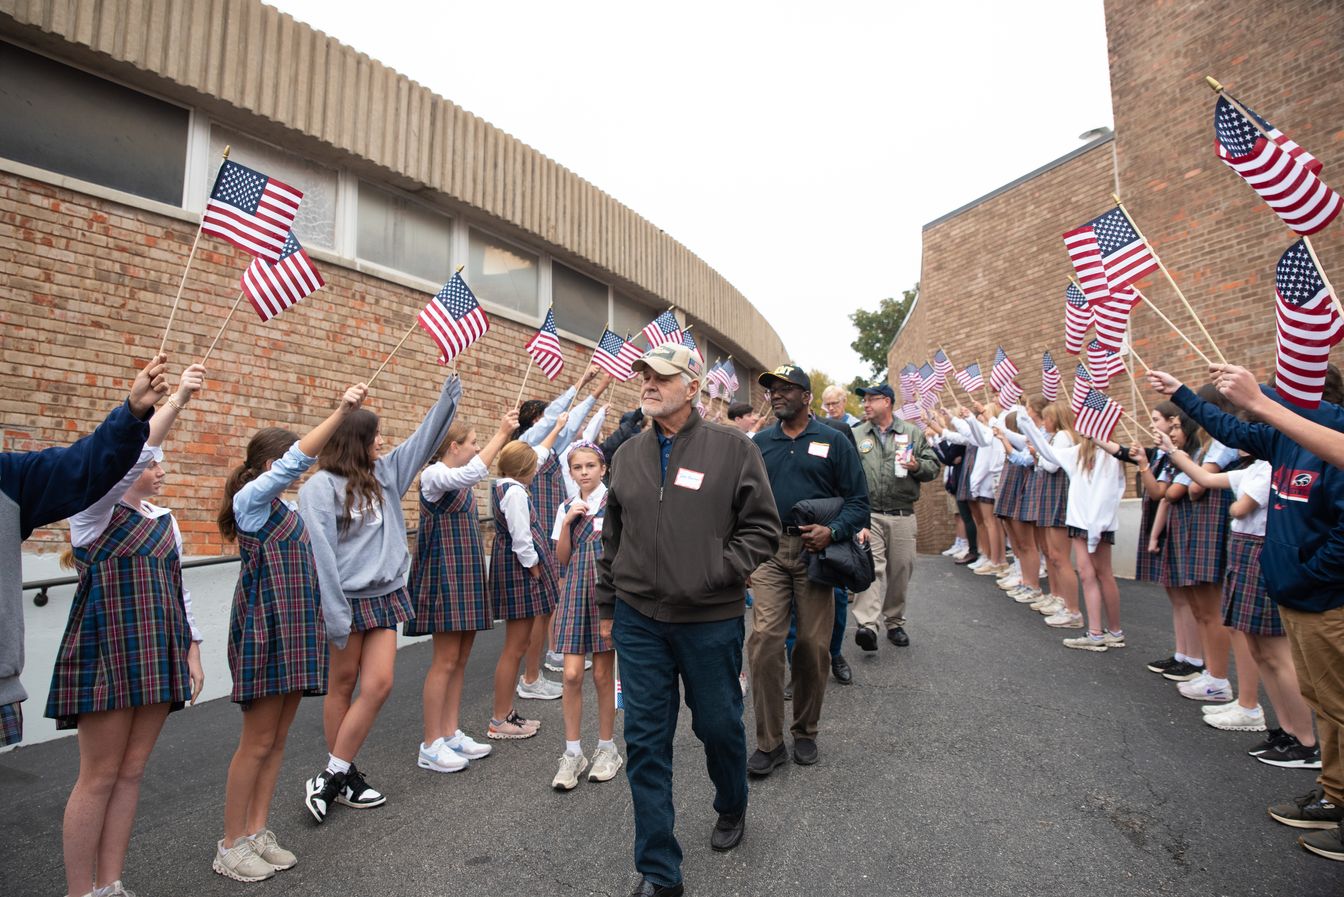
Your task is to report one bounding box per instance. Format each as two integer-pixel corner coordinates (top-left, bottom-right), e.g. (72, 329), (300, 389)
(656, 427), (674, 483)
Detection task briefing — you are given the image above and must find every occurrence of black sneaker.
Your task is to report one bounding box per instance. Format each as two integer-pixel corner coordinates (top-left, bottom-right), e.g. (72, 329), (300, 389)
(304, 769), (345, 823)
(1268, 786), (1344, 829)
(1161, 661), (1205, 682)
(746, 745), (787, 777)
(1248, 727), (1290, 757)
(1298, 825), (1344, 861)
(1257, 734), (1323, 770)
(337, 764), (387, 809)
(1145, 655), (1179, 674)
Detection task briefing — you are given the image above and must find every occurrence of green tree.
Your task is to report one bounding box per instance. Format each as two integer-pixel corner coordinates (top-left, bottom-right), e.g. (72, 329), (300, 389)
(807, 369), (862, 418)
(849, 284), (917, 381)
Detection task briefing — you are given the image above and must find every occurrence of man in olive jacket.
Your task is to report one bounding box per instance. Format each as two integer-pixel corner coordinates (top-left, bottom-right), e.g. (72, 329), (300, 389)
(597, 342), (781, 897)
(850, 383), (941, 649)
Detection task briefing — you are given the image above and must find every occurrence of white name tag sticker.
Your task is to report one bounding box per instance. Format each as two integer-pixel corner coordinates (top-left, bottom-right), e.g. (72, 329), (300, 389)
(808, 441), (831, 458)
(674, 467), (705, 490)
(592, 517), (604, 533)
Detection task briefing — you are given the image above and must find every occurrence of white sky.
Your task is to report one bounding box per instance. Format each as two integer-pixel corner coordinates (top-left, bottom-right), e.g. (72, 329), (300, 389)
(270, 0), (1113, 383)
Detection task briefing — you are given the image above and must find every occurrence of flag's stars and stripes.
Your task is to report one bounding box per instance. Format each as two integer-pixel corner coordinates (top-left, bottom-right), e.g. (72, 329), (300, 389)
(417, 273), (490, 365)
(681, 330), (703, 363)
(1086, 338), (1123, 390)
(1092, 286), (1142, 352)
(1074, 388), (1124, 443)
(933, 349), (954, 380)
(1064, 282), (1094, 354)
(202, 160), (303, 263)
(989, 347), (1019, 394)
(641, 310), (682, 348)
(524, 307), (565, 380)
(593, 329), (639, 381)
(239, 230), (323, 321)
(1071, 362), (1094, 417)
(1274, 239), (1344, 408)
(955, 362), (984, 393)
(1215, 95), (1341, 236)
(1063, 206), (1158, 302)
(1041, 351), (1061, 402)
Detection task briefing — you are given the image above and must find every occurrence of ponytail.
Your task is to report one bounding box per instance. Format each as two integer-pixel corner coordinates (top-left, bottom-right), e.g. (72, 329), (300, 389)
(218, 427), (299, 541)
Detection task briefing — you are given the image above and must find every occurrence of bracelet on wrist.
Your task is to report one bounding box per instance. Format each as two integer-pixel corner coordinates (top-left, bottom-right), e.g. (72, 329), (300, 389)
(167, 395), (187, 412)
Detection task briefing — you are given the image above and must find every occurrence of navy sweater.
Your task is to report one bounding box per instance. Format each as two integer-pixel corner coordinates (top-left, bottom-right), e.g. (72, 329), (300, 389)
(0, 401), (151, 708)
(1173, 385), (1344, 613)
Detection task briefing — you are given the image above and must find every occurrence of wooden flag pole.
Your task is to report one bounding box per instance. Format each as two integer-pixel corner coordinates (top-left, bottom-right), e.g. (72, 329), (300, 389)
(1117, 350), (1154, 422)
(200, 292), (244, 365)
(937, 345), (978, 405)
(1069, 273), (1209, 364)
(1204, 77), (1344, 319)
(159, 146), (230, 355)
(370, 265), (465, 389)
(513, 356), (535, 410)
(1112, 194), (1227, 363)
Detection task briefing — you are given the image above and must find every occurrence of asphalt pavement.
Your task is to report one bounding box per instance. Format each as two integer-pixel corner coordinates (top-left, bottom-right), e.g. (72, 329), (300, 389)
(3, 556), (1339, 896)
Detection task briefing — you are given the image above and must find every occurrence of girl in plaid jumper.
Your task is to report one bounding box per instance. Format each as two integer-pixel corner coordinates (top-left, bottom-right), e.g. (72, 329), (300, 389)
(487, 417), (568, 740)
(548, 443), (622, 790)
(408, 407), (518, 773)
(211, 382), (367, 883)
(50, 364), (205, 897)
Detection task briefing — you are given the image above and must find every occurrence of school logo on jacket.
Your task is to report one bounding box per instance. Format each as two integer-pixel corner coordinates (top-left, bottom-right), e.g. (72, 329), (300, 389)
(1272, 467), (1318, 505)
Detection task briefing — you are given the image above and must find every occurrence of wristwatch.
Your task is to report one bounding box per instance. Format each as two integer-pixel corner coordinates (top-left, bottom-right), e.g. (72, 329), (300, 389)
(828, 524), (841, 543)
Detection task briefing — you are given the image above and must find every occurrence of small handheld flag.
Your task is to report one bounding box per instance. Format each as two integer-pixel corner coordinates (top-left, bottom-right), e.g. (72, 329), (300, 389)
(1086, 338), (1123, 390)
(1041, 351), (1060, 402)
(989, 347), (1019, 393)
(1074, 389), (1124, 443)
(955, 362), (984, 393)
(240, 231), (323, 321)
(1274, 240), (1344, 408)
(418, 273), (490, 365)
(641, 310), (682, 348)
(1064, 282), (1094, 355)
(1092, 286), (1141, 352)
(593, 329), (640, 381)
(525, 308), (565, 380)
(1063, 206), (1158, 299)
(1071, 363), (1094, 416)
(202, 159), (303, 263)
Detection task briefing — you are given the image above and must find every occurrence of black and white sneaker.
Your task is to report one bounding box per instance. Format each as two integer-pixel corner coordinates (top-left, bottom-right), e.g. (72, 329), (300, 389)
(337, 764), (386, 809)
(1247, 727), (1290, 757)
(1145, 655), (1179, 674)
(1268, 785), (1344, 829)
(1257, 734), (1323, 770)
(304, 769), (346, 823)
(1161, 661), (1205, 682)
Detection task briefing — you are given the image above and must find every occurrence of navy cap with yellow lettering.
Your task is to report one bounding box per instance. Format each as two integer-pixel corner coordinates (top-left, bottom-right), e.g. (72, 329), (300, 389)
(758, 364), (811, 392)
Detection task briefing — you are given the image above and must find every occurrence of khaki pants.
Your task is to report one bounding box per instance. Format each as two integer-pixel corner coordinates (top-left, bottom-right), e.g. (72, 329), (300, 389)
(747, 534), (833, 750)
(1281, 605), (1344, 802)
(852, 513), (917, 632)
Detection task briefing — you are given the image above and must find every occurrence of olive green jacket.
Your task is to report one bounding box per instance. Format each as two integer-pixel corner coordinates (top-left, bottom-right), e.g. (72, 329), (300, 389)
(850, 417), (941, 512)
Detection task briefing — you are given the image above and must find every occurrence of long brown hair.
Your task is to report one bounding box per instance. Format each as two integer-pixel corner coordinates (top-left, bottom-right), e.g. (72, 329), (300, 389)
(320, 409), (383, 532)
(434, 419), (474, 463)
(1042, 400), (1077, 441)
(217, 427), (299, 541)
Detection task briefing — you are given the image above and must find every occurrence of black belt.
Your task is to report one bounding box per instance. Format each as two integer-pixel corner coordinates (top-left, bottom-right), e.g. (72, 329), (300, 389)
(873, 508), (914, 516)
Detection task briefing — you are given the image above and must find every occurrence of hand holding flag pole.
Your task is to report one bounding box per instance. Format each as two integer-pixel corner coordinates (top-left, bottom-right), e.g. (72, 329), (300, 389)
(1111, 195), (1227, 363)
(937, 346), (976, 404)
(369, 265), (466, 389)
(159, 145), (230, 355)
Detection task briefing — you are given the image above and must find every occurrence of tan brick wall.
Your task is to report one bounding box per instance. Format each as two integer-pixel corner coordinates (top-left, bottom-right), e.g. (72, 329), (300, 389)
(2, 172), (765, 555)
(894, 0), (1344, 554)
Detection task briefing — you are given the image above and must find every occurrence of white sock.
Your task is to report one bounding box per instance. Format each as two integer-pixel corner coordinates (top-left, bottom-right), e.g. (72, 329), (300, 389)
(1106, 629), (1124, 638)
(1186, 656), (1204, 667)
(597, 738), (616, 752)
(566, 739), (582, 756)
(422, 737), (443, 752)
(1174, 652), (1188, 664)
(1241, 704), (1264, 715)
(326, 754), (351, 776)
(447, 730), (466, 747)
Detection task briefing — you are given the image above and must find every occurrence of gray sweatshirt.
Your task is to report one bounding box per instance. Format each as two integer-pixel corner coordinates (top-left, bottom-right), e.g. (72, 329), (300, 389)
(299, 376), (461, 648)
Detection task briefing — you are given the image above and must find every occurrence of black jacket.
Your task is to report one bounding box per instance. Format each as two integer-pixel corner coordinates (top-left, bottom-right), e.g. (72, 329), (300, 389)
(792, 496), (876, 593)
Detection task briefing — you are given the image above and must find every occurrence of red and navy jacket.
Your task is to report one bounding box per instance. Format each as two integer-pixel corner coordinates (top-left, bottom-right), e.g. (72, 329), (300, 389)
(1173, 385), (1344, 613)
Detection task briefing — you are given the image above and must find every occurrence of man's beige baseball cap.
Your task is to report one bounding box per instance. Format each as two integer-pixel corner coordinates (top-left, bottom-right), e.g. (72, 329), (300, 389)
(632, 343), (705, 380)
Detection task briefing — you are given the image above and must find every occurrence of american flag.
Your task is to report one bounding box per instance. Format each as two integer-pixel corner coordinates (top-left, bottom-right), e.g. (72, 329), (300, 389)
(998, 380), (1023, 406)
(1074, 388), (1124, 443)
(592, 328), (640, 381)
(917, 362), (938, 394)
(708, 358), (739, 397)
(1092, 285), (1141, 352)
(202, 160), (303, 263)
(1071, 363), (1093, 416)
(1273, 239), (1344, 408)
(641, 310), (682, 348)
(239, 230), (323, 321)
(525, 307), (565, 380)
(1064, 282), (1094, 354)
(1086, 338), (1123, 389)
(1064, 206), (1159, 297)
(681, 330), (703, 362)
(705, 361), (724, 399)
(1215, 95), (1341, 237)
(989, 347), (1018, 393)
(1041, 351), (1061, 402)
(933, 348), (954, 380)
(1062, 223), (1111, 304)
(918, 386), (939, 412)
(417, 273), (490, 365)
(899, 364), (920, 400)
(899, 401), (922, 421)
(955, 362), (984, 393)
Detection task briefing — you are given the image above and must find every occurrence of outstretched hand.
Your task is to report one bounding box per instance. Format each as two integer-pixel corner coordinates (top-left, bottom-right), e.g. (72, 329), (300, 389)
(1209, 364), (1268, 413)
(1146, 370), (1181, 396)
(128, 354), (170, 418)
(341, 384), (368, 412)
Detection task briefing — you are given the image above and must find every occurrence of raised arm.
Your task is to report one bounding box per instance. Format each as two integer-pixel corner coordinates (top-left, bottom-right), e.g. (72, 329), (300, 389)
(383, 374), (462, 496)
(1154, 429), (1232, 491)
(1213, 363), (1344, 467)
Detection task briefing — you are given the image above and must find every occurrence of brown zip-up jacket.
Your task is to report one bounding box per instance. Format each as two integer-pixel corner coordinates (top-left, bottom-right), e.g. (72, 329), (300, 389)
(597, 409), (781, 623)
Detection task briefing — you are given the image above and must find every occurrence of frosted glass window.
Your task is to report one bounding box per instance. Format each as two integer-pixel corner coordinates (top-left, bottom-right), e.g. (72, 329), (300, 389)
(356, 181), (451, 282)
(211, 127), (338, 249)
(612, 293), (655, 344)
(552, 262), (609, 341)
(468, 228), (538, 315)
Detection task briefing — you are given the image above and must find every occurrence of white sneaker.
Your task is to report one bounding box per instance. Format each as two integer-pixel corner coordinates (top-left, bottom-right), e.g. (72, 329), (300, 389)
(1102, 631), (1126, 649)
(1200, 700), (1240, 716)
(1034, 596), (1065, 615)
(1179, 676), (1234, 702)
(544, 651), (565, 672)
(1063, 633), (1109, 652)
(1039, 561), (1048, 579)
(967, 556), (990, 571)
(417, 738), (468, 773)
(1013, 587), (1042, 604)
(552, 751), (589, 791)
(213, 838), (276, 882)
(1203, 704), (1267, 732)
(587, 744), (624, 782)
(952, 548), (970, 561)
(973, 562), (1005, 576)
(517, 675), (564, 700)
(996, 575), (1022, 591)
(446, 729), (493, 759)
(941, 542), (962, 557)
(1045, 610), (1084, 628)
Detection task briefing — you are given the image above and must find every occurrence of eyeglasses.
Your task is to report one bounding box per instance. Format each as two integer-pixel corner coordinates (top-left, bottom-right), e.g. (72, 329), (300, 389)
(765, 384), (803, 397)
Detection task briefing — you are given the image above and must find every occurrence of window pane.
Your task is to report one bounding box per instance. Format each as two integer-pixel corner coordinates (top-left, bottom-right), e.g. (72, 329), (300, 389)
(0, 42), (187, 204)
(357, 181), (451, 283)
(612, 292), (655, 344)
(552, 262), (608, 341)
(210, 127), (337, 249)
(468, 228), (538, 315)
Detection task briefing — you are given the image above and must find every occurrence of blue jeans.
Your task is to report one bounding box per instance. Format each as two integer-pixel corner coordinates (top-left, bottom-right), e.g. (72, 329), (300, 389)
(613, 598), (748, 888)
(786, 587), (848, 660)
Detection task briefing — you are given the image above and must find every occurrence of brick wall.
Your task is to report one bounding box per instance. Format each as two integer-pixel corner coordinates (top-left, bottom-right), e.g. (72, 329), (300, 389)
(894, 0), (1344, 554)
(1, 173), (764, 556)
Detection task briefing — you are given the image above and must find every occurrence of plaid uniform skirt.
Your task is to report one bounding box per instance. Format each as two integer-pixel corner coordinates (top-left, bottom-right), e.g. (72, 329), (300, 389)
(46, 506), (192, 729)
(1222, 533), (1282, 636)
(1160, 489), (1233, 588)
(489, 483), (560, 620)
(348, 586), (414, 632)
(228, 501), (327, 705)
(529, 452), (567, 550)
(1032, 469), (1069, 528)
(0, 701), (21, 746)
(955, 445), (978, 503)
(1067, 525), (1115, 545)
(1133, 494), (1164, 582)
(551, 521), (612, 654)
(405, 489), (492, 635)
(993, 463), (1028, 520)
